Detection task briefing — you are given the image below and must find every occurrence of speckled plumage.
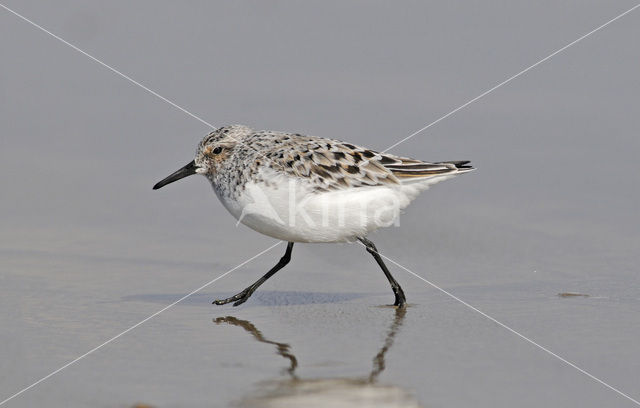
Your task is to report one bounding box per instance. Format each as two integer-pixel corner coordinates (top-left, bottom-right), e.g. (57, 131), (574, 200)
(195, 125), (473, 202)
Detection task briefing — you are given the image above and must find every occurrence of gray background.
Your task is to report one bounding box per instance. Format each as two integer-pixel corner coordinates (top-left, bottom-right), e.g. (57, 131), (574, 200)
(1, 1), (639, 407)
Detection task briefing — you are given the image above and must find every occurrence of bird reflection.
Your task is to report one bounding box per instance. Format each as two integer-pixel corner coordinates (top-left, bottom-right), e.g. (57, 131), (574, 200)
(212, 316), (298, 379)
(369, 307), (406, 383)
(213, 307), (420, 407)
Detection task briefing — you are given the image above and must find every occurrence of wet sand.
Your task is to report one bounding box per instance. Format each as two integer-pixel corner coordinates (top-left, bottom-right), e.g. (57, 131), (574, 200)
(2, 239), (639, 407)
(2, 1), (640, 407)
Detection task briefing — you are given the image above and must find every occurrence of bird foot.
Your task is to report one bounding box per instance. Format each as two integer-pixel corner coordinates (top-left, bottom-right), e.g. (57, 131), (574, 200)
(213, 289), (253, 307)
(393, 290), (407, 308)
(393, 301), (407, 308)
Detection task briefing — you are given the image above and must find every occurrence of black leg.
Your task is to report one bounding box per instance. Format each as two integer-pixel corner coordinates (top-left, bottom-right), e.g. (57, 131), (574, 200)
(358, 237), (406, 307)
(213, 242), (294, 307)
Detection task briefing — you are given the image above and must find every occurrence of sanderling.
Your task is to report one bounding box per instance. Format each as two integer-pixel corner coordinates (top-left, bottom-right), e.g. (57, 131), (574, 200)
(153, 125), (473, 307)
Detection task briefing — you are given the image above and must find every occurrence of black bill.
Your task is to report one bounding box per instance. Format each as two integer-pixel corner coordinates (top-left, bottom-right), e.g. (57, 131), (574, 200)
(153, 160), (198, 190)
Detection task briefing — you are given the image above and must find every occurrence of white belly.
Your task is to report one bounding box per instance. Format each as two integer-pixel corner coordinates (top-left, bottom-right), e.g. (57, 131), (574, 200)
(215, 177), (414, 243)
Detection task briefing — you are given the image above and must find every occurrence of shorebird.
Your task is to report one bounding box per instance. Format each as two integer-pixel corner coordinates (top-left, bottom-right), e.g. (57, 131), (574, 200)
(153, 125), (473, 307)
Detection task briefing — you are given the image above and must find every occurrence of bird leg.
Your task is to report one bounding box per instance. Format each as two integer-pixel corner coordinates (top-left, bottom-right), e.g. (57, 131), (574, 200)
(358, 237), (406, 307)
(213, 242), (294, 307)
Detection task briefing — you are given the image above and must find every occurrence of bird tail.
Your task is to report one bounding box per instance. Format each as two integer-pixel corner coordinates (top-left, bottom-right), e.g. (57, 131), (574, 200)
(385, 160), (474, 180)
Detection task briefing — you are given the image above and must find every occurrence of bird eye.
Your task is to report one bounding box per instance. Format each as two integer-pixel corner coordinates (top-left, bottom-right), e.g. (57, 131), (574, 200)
(212, 146), (222, 154)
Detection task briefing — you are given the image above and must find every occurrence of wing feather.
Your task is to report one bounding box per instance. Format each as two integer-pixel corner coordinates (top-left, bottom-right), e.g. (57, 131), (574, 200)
(255, 130), (473, 190)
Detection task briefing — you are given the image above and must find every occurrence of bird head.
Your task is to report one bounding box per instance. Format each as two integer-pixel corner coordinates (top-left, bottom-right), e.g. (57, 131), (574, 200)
(153, 125), (250, 190)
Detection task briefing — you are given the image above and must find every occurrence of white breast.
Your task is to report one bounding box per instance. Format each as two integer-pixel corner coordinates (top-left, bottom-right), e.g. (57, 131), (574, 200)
(213, 171), (427, 243)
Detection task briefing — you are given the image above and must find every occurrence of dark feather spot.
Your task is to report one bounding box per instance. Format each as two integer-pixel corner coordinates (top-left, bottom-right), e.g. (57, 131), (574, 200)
(379, 155), (396, 164)
(314, 168), (331, 178)
(363, 150), (376, 158)
(319, 164), (342, 173)
(333, 152), (346, 160)
(343, 143), (356, 149)
(345, 165), (360, 174)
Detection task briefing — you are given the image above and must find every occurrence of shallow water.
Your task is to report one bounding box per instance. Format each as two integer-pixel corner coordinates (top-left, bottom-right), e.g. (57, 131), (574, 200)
(2, 1), (640, 407)
(214, 310), (421, 408)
